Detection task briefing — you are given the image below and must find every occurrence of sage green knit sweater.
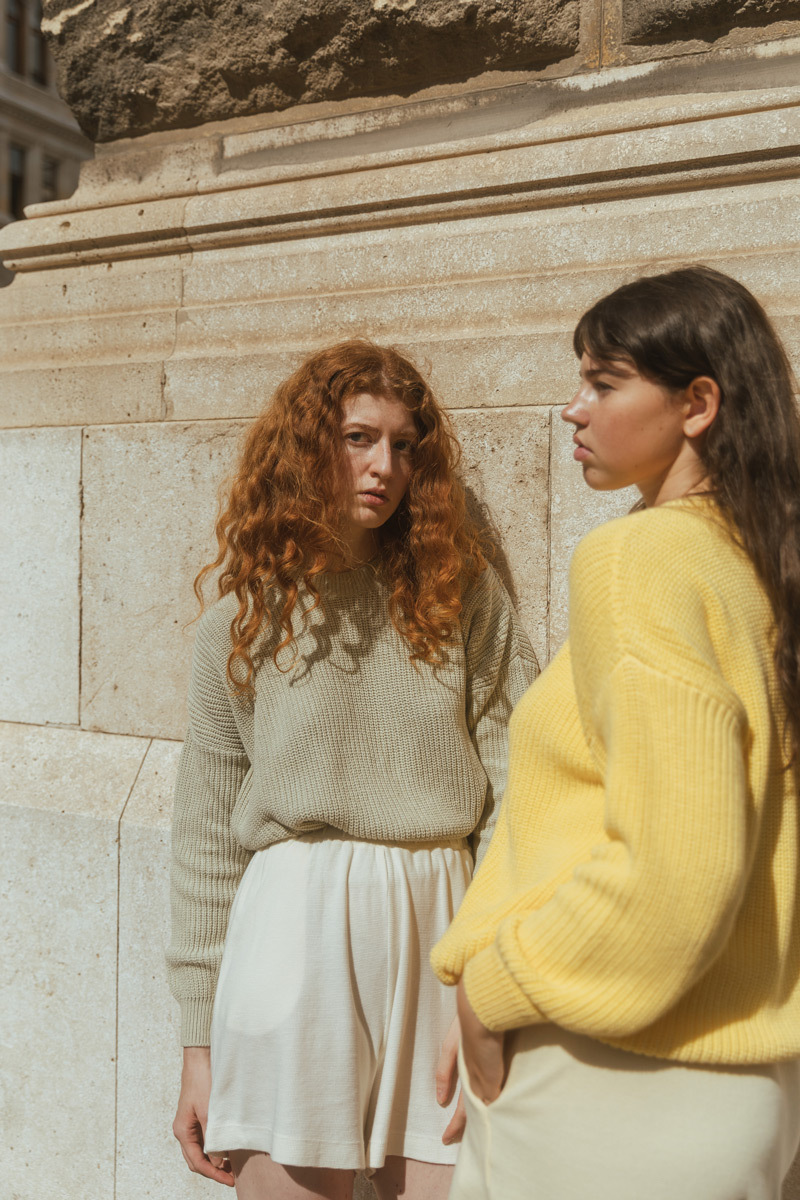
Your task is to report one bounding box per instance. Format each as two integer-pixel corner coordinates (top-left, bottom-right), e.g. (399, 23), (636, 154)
(167, 562), (536, 1045)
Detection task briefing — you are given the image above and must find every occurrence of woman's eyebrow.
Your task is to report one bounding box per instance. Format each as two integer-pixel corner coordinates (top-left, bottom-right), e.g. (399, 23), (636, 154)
(342, 421), (418, 438)
(583, 363), (636, 380)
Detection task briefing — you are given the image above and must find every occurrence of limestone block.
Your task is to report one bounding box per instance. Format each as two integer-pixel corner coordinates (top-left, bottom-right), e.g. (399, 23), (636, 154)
(549, 409), (637, 655)
(164, 333), (573, 423)
(81, 420), (247, 739)
(0, 255), (184, 325)
(402, 333), (575, 411)
(178, 182), (800, 307)
(0, 362), (164, 427)
(0, 722), (149, 1200)
(164, 350), (303, 423)
(42, 0), (580, 143)
(179, 181), (800, 309)
(452, 407), (549, 660)
(0, 306), (176, 372)
(0, 428), (81, 724)
(116, 738), (213, 1200)
(623, 0), (800, 44)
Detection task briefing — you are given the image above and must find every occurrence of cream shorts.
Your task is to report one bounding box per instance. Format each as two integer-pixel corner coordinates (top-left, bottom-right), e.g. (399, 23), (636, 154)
(204, 828), (472, 1170)
(453, 1023), (800, 1200)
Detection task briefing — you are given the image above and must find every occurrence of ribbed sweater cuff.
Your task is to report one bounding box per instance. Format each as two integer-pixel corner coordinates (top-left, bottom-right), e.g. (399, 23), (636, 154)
(181, 998), (214, 1048)
(463, 942), (544, 1033)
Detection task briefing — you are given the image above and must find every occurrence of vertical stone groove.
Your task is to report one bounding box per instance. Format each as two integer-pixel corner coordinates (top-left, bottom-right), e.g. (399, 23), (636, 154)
(114, 739), (153, 1200)
(78, 425), (85, 728)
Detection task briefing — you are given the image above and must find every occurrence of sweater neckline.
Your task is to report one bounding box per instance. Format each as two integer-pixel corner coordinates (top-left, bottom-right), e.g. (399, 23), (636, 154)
(317, 559), (385, 599)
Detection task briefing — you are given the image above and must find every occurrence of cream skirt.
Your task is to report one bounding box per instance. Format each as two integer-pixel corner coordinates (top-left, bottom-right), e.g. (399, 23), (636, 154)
(453, 1023), (800, 1200)
(204, 828), (472, 1170)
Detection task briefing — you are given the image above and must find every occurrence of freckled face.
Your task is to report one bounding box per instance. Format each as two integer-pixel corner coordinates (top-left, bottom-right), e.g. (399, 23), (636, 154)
(340, 392), (418, 544)
(561, 353), (688, 496)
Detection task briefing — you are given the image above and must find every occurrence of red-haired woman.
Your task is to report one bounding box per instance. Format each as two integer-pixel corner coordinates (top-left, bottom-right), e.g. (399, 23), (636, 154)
(167, 341), (537, 1200)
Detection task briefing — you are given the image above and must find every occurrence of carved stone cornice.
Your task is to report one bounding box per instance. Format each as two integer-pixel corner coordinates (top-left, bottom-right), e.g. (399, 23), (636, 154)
(2, 54), (800, 274)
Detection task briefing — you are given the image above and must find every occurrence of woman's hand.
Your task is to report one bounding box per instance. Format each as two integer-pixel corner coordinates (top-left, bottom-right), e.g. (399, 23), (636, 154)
(435, 1015), (467, 1144)
(173, 1046), (235, 1187)
(456, 978), (506, 1105)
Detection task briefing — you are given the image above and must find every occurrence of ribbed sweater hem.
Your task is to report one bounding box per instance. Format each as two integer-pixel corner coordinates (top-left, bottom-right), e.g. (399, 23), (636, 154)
(463, 942), (543, 1032)
(181, 997), (214, 1047)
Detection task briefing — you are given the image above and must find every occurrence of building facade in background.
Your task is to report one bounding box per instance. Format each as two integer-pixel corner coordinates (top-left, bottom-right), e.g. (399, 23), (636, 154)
(0, 0), (89, 242)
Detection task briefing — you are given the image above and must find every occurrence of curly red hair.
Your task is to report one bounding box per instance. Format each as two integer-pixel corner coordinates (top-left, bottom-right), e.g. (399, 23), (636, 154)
(195, 339), (487, 694)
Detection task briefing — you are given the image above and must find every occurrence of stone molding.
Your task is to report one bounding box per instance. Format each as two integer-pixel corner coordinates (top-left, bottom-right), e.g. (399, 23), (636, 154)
(3, 73), (800, 274)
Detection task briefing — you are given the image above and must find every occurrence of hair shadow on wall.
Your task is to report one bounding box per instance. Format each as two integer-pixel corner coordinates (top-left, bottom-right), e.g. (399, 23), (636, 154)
(463, 482), (518, 610)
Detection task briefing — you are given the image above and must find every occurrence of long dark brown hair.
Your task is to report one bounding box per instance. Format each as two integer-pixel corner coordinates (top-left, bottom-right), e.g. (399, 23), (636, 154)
(574, 264), (800, 764)
(195, 339), (486, 694)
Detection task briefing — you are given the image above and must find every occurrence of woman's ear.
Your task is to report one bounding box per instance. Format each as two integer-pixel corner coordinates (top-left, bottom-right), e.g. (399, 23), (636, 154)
(683, 376), (721, 439)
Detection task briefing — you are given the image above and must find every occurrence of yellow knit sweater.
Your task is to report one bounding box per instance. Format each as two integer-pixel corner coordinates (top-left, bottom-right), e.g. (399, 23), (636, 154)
(432, 498), (800, 1064)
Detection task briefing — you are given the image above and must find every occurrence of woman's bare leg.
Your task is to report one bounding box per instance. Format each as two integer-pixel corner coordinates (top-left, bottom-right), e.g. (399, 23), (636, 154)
(371, 1157), (455, 1199)
(229, 1150), (356, 1200)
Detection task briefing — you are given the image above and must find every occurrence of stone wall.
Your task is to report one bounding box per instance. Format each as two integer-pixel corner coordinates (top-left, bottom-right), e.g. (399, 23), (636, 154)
(3, 5), (800, 1199)
(40, 0), (800, 140)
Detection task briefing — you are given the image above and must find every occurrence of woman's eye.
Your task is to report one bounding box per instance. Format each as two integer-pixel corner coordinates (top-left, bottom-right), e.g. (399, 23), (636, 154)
(395, 440), (414, 452)
(345, 432), (369, 444)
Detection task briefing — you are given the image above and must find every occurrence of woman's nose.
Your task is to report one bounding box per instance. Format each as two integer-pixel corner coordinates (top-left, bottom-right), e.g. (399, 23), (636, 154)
(561, 390), (588, 427)
(370, 439), (393, 476)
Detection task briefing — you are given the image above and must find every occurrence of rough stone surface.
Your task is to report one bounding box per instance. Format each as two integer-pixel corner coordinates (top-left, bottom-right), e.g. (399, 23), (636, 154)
(42, 0), (580, 143)
(623, 0), (800, 43)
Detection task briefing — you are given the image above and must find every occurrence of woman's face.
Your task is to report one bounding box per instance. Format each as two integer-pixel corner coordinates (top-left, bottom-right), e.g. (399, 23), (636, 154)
(339, 392), (418, 559)
(561, 353), (700, 506)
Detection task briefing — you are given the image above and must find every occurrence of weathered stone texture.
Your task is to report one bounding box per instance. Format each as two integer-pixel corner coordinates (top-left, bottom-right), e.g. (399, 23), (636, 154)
(0, 428), (81, 725)
(623, 0), (800, 43)
(453, 408), (550, 662)
(0, 723), (149, 1200)
(43, 0), (580, 143)
(116, 739), (212, 1200)
(81, 421), (247, 739)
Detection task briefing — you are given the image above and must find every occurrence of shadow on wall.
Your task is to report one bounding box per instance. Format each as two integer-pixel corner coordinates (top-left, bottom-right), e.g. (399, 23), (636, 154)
(464, 483), (518, 612)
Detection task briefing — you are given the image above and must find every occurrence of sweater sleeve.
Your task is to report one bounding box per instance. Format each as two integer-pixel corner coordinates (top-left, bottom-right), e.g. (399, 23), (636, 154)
(462, 517), (752, 1036)
(461, 567), (538, 865)
(166, 606), (254, 1047)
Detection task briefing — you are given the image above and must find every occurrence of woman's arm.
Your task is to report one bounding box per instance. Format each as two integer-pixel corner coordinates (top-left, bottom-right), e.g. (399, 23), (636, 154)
(462, 567), (538, 865)
(167, 603), (253, 1047)
(173, 1046), (234, 1186)
(461, 517), (753, 1037)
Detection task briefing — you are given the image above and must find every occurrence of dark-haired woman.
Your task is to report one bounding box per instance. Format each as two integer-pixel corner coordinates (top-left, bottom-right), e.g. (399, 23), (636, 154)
(167, 341), (536, 1200)
(433, 265), (800, 1199)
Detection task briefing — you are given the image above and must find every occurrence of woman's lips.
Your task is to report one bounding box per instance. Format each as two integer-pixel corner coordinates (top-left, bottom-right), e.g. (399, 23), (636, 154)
(360, 491), (389, 506)
(573, 440), (591, 462)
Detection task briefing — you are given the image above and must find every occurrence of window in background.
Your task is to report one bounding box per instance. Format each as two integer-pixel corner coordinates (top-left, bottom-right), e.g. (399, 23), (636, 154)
(41, 155), (59, 202)
(6, 0), (25, 75)
(10, 144), (27, 219)
(29, 0), (47, 85)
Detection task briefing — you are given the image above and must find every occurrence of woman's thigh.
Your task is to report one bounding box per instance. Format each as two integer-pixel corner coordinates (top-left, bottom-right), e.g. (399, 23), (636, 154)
(452, 1026), (800, 1200)
(229, 1150), (355, 1200)
(371, 1155), (455, 1200)
(229, 1153), (454, 1200)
